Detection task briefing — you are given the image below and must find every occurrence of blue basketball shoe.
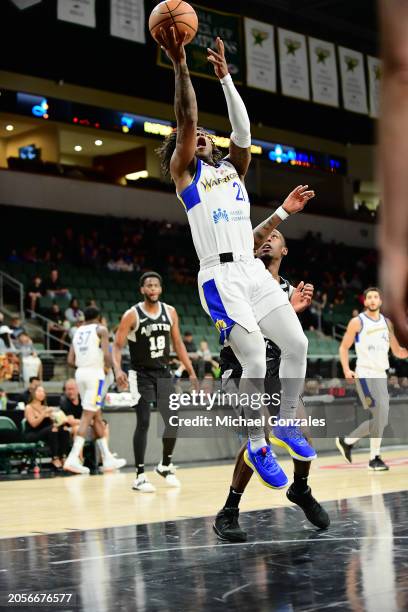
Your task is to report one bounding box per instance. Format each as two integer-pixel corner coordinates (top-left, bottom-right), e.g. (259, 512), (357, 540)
(244, 442), (288, 489)
(270, 423), (317, 461)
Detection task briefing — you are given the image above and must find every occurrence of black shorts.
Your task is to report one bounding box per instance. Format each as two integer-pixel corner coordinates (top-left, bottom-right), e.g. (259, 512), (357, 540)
(129, 367), (172, 407)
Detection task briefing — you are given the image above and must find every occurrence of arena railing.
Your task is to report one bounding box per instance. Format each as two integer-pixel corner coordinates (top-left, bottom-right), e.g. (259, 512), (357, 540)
(0, 270), (24, 320)
(27, 310), (71, 351)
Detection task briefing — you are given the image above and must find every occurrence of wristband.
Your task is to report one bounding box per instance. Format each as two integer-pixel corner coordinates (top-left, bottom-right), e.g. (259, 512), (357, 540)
(275, 205), (289, 221)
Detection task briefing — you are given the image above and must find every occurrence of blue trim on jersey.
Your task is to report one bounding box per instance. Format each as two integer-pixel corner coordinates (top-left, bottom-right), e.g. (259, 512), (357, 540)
(202, 279), (236, 344)
(359, 377), (376, 408)
(178, 159), (202, 212)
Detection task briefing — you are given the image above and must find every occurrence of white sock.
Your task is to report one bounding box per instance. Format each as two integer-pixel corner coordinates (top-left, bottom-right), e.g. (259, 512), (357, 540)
(370, 438), (382, 460)
(70, 435), (85, 459)
(250, 437), (268, 452)
(344, 437), (359, 445)
(96, 437), (112, 461)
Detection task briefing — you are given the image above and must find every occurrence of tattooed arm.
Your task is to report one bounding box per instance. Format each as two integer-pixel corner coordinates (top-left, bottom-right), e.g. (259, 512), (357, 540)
(253, 184), (315, 249)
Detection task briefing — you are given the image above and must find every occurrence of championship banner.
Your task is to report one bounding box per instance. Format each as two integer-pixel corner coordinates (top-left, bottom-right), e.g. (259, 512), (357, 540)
(308, 37), (338, 107)
(367, 55), (381, 119)
(338, 46), (368, 114)
(158, 4), (243, 83)
(110, 0), (145, 44)
(278, 28), (310, 100)
(57, 0), (96, 28)
(244, 17), (276, 93)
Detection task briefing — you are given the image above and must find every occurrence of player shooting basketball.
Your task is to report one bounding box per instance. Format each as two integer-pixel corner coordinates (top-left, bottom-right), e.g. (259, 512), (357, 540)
(156, 27), (316, 490)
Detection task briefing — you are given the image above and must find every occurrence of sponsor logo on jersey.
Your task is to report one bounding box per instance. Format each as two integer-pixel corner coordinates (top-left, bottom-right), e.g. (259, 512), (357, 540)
(200, 171), (238, 192)
(212, 208), (229, 224)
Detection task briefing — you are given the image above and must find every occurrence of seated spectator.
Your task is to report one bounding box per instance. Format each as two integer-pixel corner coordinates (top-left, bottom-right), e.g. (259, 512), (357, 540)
(0, 388), (7, 411)
(0, 325), (16, 353)
(182, 331), (197, 356)
(388, 374), (401, 397)
(65, 298), (84, 326)
(399, 377), (408, 395)
(44, 268), (71, 301)
(196, 339), (219, 377)
(9, 317), (25, 340)
(20, 376), (41, 405)
(0, 325), (19, 381)
(26, 275), (44, 317)
(48, 303), (69, 349)
(15, 333), (43, 386)
(24, 385), (71, 471)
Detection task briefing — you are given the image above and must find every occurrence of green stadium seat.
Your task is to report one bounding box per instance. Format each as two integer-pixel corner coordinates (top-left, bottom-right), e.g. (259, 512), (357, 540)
(95, 289), (109, 300)
(115, 301), (129, 313)
(109, 289), (123, 301)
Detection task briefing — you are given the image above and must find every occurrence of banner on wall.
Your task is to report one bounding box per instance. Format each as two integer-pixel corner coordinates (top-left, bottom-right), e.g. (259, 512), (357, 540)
(57, 0), (96, 28)
(367, 55), (381, 119)
(308, 37), (338, 107)
(278, 28), (310, 100)
(244, 17), (276, 93)
(110, 0), (145, 43)
(338, 46), (368, 114)
(158, 4), (243, 82)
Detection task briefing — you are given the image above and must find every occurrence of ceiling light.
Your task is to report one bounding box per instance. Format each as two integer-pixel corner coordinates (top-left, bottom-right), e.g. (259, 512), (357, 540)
(6, 124), (14, 132)
(94, 139), (103, 146)
(74, 145), (82, 152)
(125, 170), (149, 181)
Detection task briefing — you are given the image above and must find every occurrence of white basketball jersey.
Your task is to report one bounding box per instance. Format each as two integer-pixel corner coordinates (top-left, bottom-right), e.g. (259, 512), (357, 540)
(355, 313), (389, 377)
(72, 323), (104, 369)
(177, 158), (254, 262)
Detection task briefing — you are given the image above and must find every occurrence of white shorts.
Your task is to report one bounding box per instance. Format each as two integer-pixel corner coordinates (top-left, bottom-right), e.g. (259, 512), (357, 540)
(198, 258), (288, 344)
(76, 367), (108, 412)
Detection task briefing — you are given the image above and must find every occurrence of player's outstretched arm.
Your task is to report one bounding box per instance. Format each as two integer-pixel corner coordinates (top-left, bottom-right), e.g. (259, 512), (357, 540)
(252, 185), (315, 249)
(339, 318), (361, 381)
(207, 37), (251, 178)
(169, 307), (197, 380)
(112, 309), (136, 389)
(378, 0), (408, 346)
(157, 27), (197, 186)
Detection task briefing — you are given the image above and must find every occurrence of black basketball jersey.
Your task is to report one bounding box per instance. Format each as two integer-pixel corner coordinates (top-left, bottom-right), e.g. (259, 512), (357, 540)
(220, 276), (292, 380)
(128, 302), (172, 371)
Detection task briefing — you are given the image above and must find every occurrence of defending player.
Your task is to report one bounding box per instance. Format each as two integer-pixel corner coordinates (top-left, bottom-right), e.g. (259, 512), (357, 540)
(64, 307), (127, 474)
(112, 272), (197, 492)
(336, 287), (408, 470)
(214, 231), (330, 542)
(156, 29), (315, 490)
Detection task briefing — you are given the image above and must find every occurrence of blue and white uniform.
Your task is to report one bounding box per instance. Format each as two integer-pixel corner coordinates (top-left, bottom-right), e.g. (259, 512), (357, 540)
(354, 312), (390, 417)
(177, 158), (288, 343)
(72, 323), (107, 412)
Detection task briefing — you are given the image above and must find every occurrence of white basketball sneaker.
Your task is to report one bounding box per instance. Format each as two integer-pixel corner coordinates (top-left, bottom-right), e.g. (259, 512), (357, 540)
(101, 456), (127, 472)
(132, 474), (156, 493)
(63, 456), (90, 475)
(156, 462), (181, 487)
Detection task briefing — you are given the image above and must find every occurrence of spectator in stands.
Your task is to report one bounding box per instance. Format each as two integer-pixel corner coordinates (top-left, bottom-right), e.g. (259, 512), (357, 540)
(20, 376), (41, 405)
(197, 340), (219, 377)
(0, 325), (15, 354)
(9, 317), (25, 340)
(388, 374), (401, 397)
(399, 377), (408, 396)
(0, 325), (19, 381)
(24, 385), (71, 471)
(69, 314), (85, 341)
(15, 333), (43, 386)
(0, 388), (7, 411)
(182, 332), (197, 355)
(26, 275), (44, 317)
(48, 303), (68, 349)
(44, 268), (71, 301)
(65, 298), (84, 326)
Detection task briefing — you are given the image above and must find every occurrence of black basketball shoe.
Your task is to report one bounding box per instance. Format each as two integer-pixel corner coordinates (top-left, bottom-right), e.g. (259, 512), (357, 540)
(368, 456), (389, 471)
(213, 507), (247, 543)
(336, 437), (353, 463)
(286, 485), (330, 529)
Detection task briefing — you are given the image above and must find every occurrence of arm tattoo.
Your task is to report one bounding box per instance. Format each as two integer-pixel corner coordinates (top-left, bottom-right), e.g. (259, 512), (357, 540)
(253, 213), (281, 249)
(174, 63), (198, 125)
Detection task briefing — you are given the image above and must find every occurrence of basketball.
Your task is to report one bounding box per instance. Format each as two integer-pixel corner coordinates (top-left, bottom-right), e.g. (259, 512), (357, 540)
(149, 1), (198, 45)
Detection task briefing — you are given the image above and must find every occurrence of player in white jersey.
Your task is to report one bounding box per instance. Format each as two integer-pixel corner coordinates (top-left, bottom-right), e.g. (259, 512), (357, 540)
(336, 288), (408, 470)
(156, 29), (316, 489)
(64, 307), (126, 474)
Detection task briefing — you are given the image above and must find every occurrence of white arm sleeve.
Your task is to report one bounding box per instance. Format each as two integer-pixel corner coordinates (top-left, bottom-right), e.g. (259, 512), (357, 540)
(220, 73), (251, 149)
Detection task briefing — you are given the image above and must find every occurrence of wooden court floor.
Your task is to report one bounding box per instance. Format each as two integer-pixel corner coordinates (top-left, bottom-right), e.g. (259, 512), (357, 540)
(1, 448), (408, 539)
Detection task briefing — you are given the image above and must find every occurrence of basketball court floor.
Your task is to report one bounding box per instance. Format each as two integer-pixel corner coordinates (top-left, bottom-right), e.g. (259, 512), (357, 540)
(0, 448), (407, 611)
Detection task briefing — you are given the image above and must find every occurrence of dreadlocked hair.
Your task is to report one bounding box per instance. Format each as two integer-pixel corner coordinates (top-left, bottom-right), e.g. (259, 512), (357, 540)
(155, 127), (224, 179)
